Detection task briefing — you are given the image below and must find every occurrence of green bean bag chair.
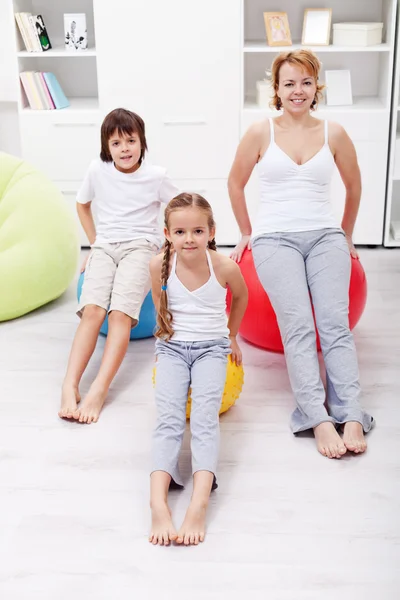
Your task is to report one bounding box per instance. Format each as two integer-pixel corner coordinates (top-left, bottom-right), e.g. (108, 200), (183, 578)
(0, 152), (79, 321)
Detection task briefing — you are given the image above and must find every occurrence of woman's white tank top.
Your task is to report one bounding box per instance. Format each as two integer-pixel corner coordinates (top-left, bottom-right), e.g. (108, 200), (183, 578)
(252, 117), (338, 238)
(167, 249), (230, 341)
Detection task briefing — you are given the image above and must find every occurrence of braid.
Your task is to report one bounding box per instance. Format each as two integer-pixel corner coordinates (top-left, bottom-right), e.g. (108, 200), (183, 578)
(155, 240), (174, 340)
(208, 237), (217, 251)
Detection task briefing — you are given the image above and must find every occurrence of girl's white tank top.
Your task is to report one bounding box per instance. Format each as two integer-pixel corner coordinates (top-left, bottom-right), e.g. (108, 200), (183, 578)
(167, 249), (230, 341)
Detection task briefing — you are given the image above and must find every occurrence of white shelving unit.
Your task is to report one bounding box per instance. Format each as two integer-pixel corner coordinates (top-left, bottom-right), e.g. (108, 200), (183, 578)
(8, 0), (101, 246)
(384, 3), (400, 246)
(242, 0), (397, 246)
(2, 0), (399, 247)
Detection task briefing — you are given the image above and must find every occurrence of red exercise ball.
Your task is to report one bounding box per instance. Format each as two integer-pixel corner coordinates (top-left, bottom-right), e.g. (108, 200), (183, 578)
(227, 248), (367, 353)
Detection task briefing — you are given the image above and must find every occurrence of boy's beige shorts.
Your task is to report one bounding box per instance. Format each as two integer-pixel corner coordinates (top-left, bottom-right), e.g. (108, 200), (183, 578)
(77, 238), (157, 322)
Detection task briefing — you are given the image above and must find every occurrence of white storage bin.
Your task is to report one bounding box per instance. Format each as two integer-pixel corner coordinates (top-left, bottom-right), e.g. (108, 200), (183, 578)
(333, 22), (383, 46)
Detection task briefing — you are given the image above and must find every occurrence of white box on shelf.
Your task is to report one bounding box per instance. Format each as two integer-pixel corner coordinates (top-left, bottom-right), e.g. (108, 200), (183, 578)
(256, 80), (275, 108)
(325, 70), (353, 106)
(393, 136), (400, 179)
(332, 22), (383, 46)
(390, 221), (400, 240)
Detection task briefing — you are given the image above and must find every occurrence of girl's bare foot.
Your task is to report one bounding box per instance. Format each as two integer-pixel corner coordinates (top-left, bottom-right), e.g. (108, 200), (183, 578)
(59, 384), (81, 419)
(149, 503), (177, 546)
(176, 501), (207, 545)
(342, 421), (367, 454)
(313, 422), (347, 459)
(73, 383), (107, 424)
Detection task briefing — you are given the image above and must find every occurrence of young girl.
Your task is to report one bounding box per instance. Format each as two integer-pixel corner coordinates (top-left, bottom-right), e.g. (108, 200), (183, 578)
(59, 108), (178, 423)
(148, 193), (248, 546)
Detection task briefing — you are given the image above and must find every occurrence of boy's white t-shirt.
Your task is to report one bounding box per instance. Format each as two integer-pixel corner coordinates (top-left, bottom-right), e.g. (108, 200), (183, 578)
(76, 159), (179, 246)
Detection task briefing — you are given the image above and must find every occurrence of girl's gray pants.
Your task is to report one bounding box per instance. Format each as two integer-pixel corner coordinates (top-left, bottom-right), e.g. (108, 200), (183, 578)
(252, 228), (373, 434)
(152, 338), (230, 486)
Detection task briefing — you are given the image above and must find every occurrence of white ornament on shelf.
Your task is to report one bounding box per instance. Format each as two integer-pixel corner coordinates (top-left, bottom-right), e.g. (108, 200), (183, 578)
(64, 13), (88, 51)
(256, 69), (275, 108)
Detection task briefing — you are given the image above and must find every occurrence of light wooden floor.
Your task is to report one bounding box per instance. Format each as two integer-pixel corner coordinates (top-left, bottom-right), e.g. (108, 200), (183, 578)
(0, 248), (399, 600)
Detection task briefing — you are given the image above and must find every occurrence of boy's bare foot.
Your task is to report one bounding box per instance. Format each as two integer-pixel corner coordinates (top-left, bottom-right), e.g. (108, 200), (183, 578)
(342, 421), (367, 454)
(73, 383), (107, 424)
(149, 503), (177, 546)
(176, 500), (207, 545)
(314, 422), (347, 459)
(59, 384), (81, 419)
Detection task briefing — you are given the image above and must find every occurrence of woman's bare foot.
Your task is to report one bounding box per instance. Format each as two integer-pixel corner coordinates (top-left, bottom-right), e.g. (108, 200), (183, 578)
(73, 383), (107, 424)
(149, 503), (177, 546)
(59, 383), (81, 419)
(342, 421), (367, 454)
(313, 422), (347, 459)
(176, 500), (207, 545)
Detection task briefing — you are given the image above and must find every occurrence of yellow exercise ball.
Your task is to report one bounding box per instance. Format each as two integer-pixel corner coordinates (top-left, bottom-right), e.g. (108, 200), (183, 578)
(152, 356), (244, 419)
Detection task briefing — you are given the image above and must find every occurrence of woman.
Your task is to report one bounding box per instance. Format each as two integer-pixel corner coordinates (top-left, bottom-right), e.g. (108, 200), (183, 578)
(228, 49), (373, 459)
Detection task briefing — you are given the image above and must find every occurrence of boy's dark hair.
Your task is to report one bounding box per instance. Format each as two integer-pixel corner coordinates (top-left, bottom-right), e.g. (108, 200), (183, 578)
(100, 108), (148, 164)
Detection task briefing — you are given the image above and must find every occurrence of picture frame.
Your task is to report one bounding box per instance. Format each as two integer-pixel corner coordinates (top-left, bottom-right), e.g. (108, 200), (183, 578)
(302, 8), (332, 46)
(263, 12), (292, 47)
(64, 13), (88, 51)
(325, 69), (353, 106)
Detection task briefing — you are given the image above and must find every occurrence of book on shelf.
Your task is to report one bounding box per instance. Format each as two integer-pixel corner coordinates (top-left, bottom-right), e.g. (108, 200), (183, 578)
(19, 71), (69, 110)
(15, 12), (52, 52)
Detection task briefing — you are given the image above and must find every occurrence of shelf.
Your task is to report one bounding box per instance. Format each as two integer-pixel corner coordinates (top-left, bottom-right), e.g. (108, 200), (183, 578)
(243, 96), (387, 113)
(17, 46), (97, 58)
(20, 97), (99, 113)
(243, 41), (391, 53)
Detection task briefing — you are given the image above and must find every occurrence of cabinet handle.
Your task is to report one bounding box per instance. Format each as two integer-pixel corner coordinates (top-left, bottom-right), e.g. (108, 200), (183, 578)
(53, 123), (97, 127)
(163, 118), (207, 126)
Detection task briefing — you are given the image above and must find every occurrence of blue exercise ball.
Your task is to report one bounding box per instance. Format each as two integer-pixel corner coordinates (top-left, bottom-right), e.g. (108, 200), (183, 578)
(77, 271), (156, 340)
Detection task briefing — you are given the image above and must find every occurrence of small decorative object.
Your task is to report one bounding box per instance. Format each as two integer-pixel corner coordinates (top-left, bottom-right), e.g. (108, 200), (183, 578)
(302, 8), (332, 46)
(64, 13), (88, 51)
(263, 12), (292, 47)
(333, 22), (383, 46)
(256, 69), (275, 108)
(325, 70), (353, 106)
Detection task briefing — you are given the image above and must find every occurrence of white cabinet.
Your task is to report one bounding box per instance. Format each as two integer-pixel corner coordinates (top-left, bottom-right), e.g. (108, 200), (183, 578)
(95, 0), (241, 179)
(20, 111), (101, 181)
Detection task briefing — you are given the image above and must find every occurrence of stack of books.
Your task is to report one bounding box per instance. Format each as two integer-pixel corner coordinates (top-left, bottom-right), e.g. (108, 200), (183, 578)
(20, 72), (69, 110)
(15, 13), (51, 52)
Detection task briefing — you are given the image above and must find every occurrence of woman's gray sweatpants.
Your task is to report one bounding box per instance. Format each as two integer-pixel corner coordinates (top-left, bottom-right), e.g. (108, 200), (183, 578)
(252, 228), (373, 434)
(152, 338), (231, 487)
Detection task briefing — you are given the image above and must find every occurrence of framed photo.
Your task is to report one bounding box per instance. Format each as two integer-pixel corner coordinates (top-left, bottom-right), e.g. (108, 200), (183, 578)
(325, 70), (353, 106)
(302, 8), (332, 46)
(263, 12), (292, 47)
(64, 13), (88, 51)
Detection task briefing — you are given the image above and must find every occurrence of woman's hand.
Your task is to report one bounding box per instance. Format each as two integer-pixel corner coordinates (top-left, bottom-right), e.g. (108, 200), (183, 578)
(230, 235), (251, 263)
(345, 234), (359, 259)
(229, 335), (243, 366)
